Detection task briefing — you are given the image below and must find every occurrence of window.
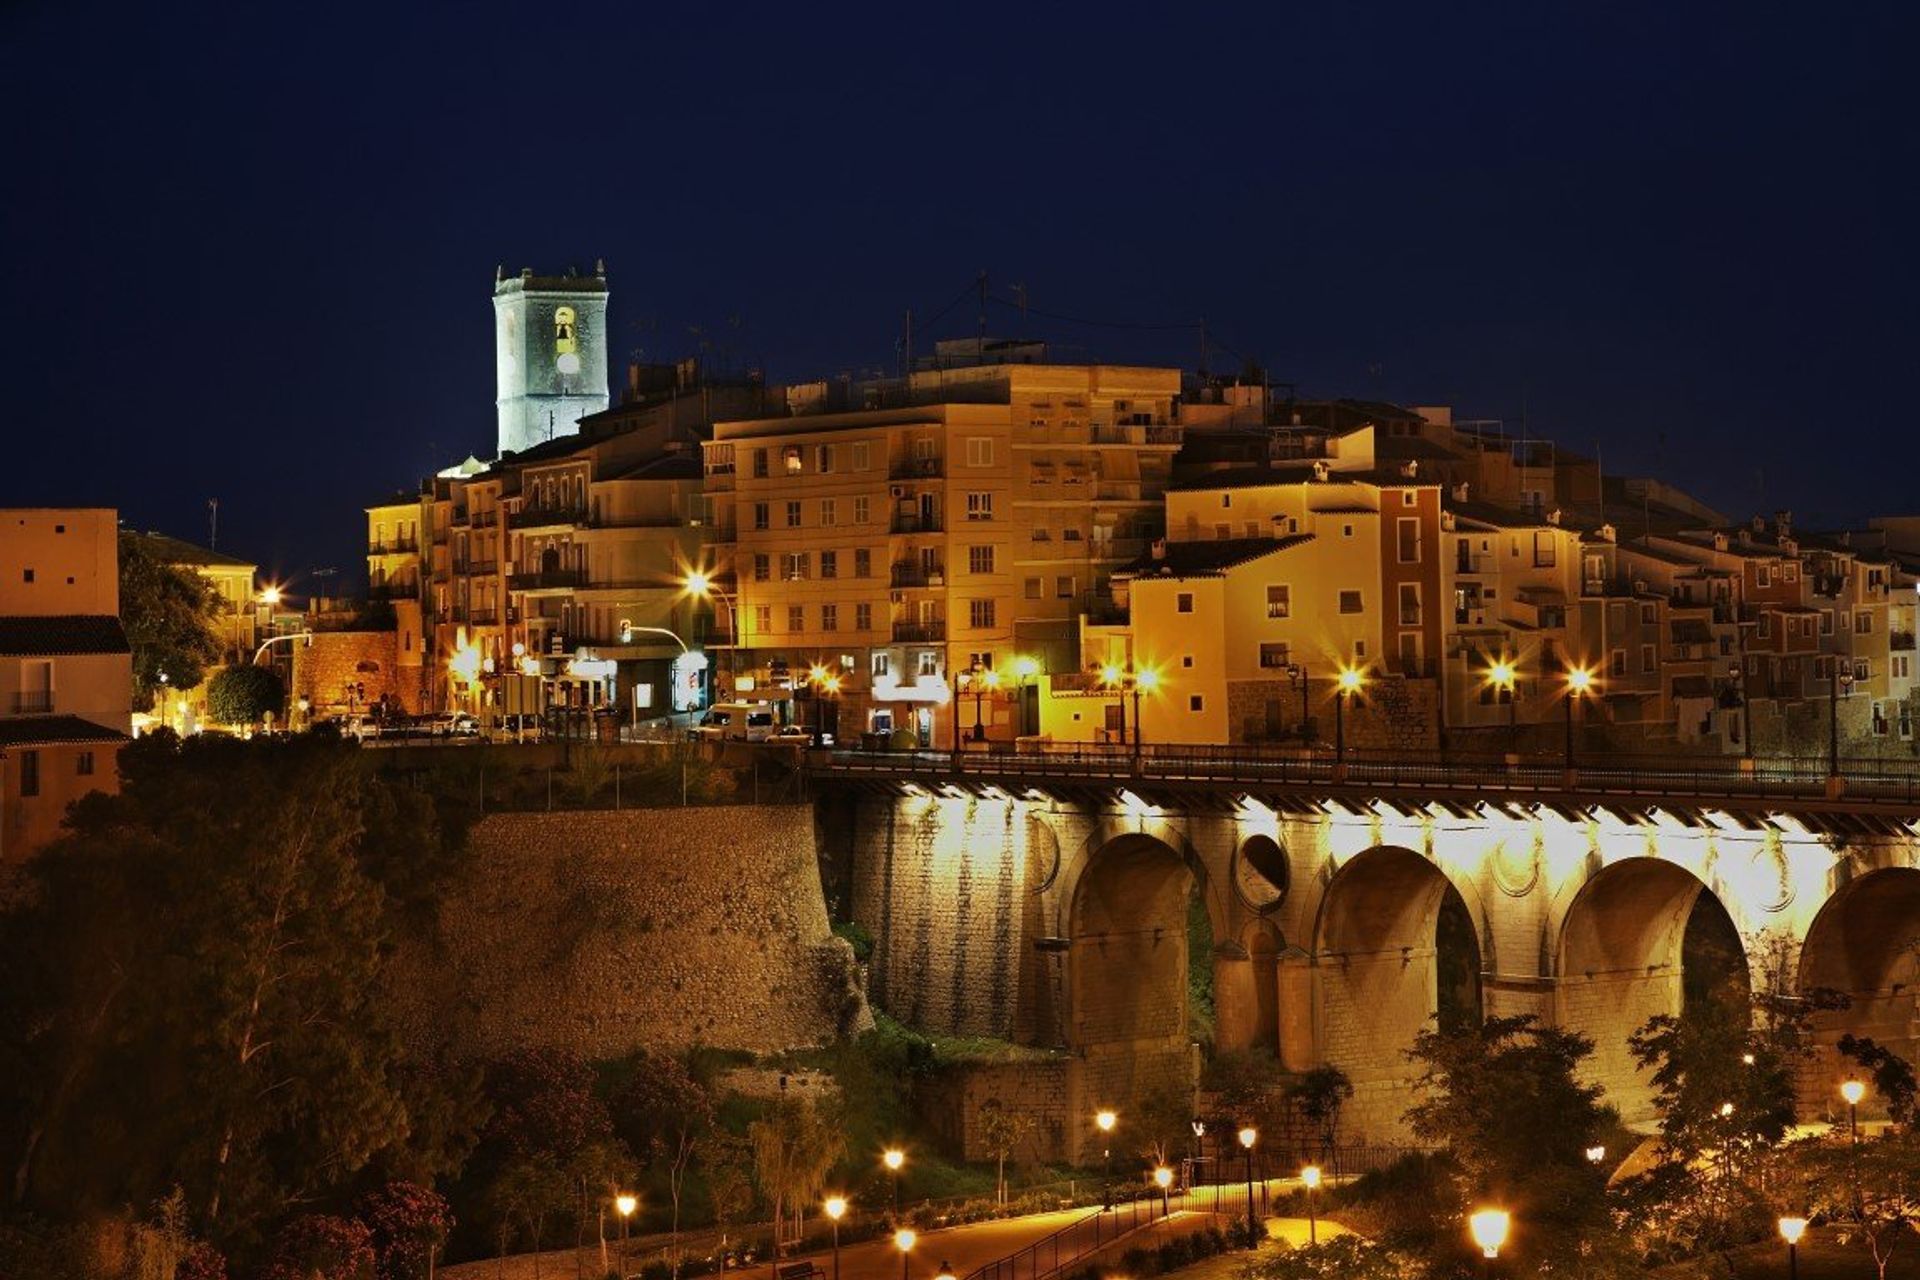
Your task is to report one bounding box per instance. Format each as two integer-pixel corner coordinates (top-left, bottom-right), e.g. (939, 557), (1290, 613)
(785, 501), (802, 528)
(77, 750), (94, 777)
(1220, 493), (1232, 508)
(788, 604), (804, 632)
(1396, 518), (1422, 563)
(856, 603), (872, 631)
(1401, 490), (1418, 507)
(753, 604), (772, 634)
(854, 496), (871, 524)
(1895, 654), (1911, 680)
(1189, 695), (1204, 712)
(1756, 565), (1772, 588)
(752, 449), (769, 478)
(753, 502), (770, 531)
(19, 750), (38, 797)
(817, 445), (833, 473)
(1857, 611), (1873, 634)
(969, 545), (996, 574)
(1398, 583), (1421, 626)
(1641, 603), (1657, 624)
(1176, 592), (1194, 614)
(966, 492), (994, 521)
(1784, 563), (1799, 583)
(820, 550), (838, 579)
(1642, 644), (1657, 673)
(1533, 533), (1557, 568)
(1244, 522), (1259, 538)
(1854, 659), (1870, 682)
(1056, 575), (1074, 599)
(821, 603), (838, 632)
(1183, 654), (1195, 668)
(820, 498), (837, 526)
(918, 650), (939, 676)
(1267, 585), (1290, 619)
(784, 447), (804, 474)
(1610, 649), (1627, 677)
(1342, 524), (1354, 538)
(854, 549), (872, 578)
(1214, 523), (1231, 540)
(1338, 590), (1363, 614)
(782, 552), (809, 580)
(872, 651), (888, 678)
(753, 554), (771, 582)
(851, 442), (870, 471)
(965, 437), (994, 467)
(969, 599), (997, 628)
(1822, 610), (1834, 635)
(1025, 577), (1042, 599)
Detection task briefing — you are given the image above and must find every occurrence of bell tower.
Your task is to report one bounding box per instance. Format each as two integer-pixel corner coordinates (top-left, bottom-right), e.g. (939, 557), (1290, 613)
(493, 263), (610, 457)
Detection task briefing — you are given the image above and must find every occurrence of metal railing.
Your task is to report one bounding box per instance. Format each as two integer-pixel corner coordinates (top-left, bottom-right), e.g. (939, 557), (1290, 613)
(813, 741), (1920, 808)
(508, 569), (587, 591)
(11, 692), (54, 714)
(892, 621), (946, 642)
(961, 1193), (1162, 1280)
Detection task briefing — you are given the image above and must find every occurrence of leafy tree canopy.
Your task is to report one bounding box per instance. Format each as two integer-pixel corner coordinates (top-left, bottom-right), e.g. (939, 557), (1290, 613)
(205, 663), (285, 726)
(119, 531), (227, 711)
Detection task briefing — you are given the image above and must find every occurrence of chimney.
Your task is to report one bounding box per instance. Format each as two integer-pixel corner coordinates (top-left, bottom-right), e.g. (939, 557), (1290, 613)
(1451, 482), (1471, 502)
(1751, 514), (1766, 534)
(1775, 509), (1792, 535)
(1400, 460), (1419, 479)
(1598, 523), (1617, 544)
(1713, 531), (1730, 552)
(1548, 508), (1562, 526)
(1150, 538), (1167, 561)
(1311, 460), (1330, 482)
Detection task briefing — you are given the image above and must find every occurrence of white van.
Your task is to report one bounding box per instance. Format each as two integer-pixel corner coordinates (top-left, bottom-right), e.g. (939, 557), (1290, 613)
(694, 703), (777, 742)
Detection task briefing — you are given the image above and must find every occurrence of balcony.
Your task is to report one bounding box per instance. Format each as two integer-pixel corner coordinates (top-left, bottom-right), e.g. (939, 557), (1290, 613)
(1094, 482), (1148, 502)
(465, 559), (500, 577)
(508, 569), (587, 592)
(890, 458), (945, 481)
(892, 621), (946, 643)
(11, 692), (54, 714)
(891, 513), (943, 535)
(368, 538), (419, 556)
(509, 505), (589, 531)
(470, 609), (499, 627)
(472, 509), (500, 529)
(1091, 423), (1183, 446)
(1895, 631), (1916, 652)
(891, 563), (946, 588)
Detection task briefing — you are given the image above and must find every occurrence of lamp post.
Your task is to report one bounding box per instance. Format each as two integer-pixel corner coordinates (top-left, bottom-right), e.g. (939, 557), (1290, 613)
(1191, 1118), (1213, 1211)
(1488, 658), (1517, 756)
(1284, 663), (1312, 743)
(1237, 1126), (1257, 1249)
(1777, 1215), (1807, 1280)
(615, 1193), (637, 1275)
(1564, 667), (1593, 771)
(1842, 1079), (1865, 1144)
(1153, 1166), (1173, 1221)
(1829, 664), (1856, 780)
(1334, 666), (1364, 768)
(1301, 1165), (1321, 1245)
(1468, 1208), (1509, 1279)
(685, 571), (740, 704)
(1010, 655), (1040, 737)
(1131, 668), (1158, 767)
(823, 1197), (847, 1280)
(883, 1148), (905, 1217)
(1095, 1110), (1117, 1210)
(893, 1229), (916, 1280)
(1099, 664), (1128, 752)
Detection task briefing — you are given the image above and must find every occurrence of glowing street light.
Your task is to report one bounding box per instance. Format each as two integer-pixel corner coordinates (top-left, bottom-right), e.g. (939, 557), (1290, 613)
(823, 1196), (848, 1280)
(259, 585), (282, 607)
(1237, 1126), (1257, 1249)
(1487, 657), (1518, 752)
(1778, 1215), (1808, 1280)
(1334, 665), (1365, 766)
(1153, 1165), (1173, 1219)
(1584, 1146), (1607, 1166)
(1095, 1110), (1117, 1209)
(1564, 666), (1595, 770)
(893, 1228), (916, 1280)
(883, 1147), (906, 1215)
(614, 1193), (637, 1272)
(1301, 1165), (1322, 1243)
(1469, 1208), (1511, 1266)
(1842, 1079), (1866, 1143)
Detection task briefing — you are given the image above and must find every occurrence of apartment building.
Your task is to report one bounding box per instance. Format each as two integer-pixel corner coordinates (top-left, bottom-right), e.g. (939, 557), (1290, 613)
(703, 360), (1183, 745)
(0, 508), (130, 860)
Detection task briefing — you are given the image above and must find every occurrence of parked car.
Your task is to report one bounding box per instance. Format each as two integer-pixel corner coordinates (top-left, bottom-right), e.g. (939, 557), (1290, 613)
(340, 715), (381, 742)
(767, 724), (832, 747)
(693, 703), (776, 742)
(493, 713), (544, 742)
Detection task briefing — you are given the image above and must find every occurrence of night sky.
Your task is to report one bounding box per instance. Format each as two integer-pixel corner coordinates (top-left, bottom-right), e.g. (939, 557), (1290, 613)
(3, 3), (1915, 593)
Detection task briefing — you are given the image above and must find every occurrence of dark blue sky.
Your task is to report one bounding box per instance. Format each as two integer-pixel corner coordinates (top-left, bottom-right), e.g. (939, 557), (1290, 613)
(3, 2), (1914, 590)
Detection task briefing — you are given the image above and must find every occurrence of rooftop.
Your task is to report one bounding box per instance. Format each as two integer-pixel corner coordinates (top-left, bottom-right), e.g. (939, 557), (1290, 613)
(127, 530), (254, 569)
(0, 715), (127, 748)
(1118, 534), (1315, 578)
(0, 615), (132, 656)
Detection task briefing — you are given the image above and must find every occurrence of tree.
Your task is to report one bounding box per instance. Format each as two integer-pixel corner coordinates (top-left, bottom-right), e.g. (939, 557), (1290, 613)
(119, 531), (226, 711)
(748, 1098), (844, 1259)
(703, 1134), (757, 1255)
(261, 1214), (376, 1280)
(1131, 1083), (1195, 1170)
(0, 734), (478, 1245)
(1839, 1035), (1919, 1125)
(1784, 1128), (1920, 1280)
(205, 663), (285, 726)
(977, 1099), (1037, 1206)
(482, 1048), (614, 1164)
(486, 1155), (571, 1277)
(359, 1181), (453, 1280)
(1283, 1067), (1354, 1159)
(612, 1053), (714, 1275)
(1404, 1015), (1616, 1271)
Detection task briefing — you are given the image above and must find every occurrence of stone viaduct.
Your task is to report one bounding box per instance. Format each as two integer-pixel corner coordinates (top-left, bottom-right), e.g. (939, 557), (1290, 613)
(819, 763), (1920, 1162)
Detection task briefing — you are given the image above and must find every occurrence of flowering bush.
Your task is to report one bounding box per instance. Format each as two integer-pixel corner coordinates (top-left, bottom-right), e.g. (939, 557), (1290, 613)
(262, 1214), (375, 1280)
(359, 1181), (453, 1280)
(176, 1240), (228, 1280)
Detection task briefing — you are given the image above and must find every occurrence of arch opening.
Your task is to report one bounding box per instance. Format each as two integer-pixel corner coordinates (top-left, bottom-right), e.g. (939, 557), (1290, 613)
(1798, 868), (1920, 1118)
(1314, 846), (1483, 1137)
(1557, 858), (1748, 1126)
(1067, 834), (1201, 1151)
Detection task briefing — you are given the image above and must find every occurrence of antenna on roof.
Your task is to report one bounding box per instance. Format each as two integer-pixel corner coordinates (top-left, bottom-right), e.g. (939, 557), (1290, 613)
(207, 498), (218, 551)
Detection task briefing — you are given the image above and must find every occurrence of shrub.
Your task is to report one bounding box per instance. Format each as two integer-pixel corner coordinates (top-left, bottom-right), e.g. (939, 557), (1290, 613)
(205, 663), (285, 725)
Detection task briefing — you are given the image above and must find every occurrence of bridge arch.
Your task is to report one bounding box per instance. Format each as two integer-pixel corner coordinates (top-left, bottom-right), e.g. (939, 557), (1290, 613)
(1798, 866), (1920, 1119)
(1312, 845), (1484, 1137)
(1063, 827), (1210, 1155)
(1555, 857), (1749, 1125)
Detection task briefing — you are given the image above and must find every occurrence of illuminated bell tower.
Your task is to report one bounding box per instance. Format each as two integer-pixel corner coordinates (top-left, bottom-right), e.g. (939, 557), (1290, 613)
(493, 262), (611, 457)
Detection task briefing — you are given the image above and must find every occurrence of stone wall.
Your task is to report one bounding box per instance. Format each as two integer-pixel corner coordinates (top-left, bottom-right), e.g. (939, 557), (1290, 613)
(390, 805), (869, 1060)
(920, 1058), (1078, 1163)
(291, 630), (410, 716)
(1226, 676), (1440, 751)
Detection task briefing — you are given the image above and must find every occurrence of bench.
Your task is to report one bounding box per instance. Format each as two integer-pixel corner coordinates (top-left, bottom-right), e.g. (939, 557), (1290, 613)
(775, 1262), (826, 1280)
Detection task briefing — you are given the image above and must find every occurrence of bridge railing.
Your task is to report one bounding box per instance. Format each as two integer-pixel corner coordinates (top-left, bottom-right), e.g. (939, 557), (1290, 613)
(961, 1193), (1162, 1280)
(814, 741), (1920, 806)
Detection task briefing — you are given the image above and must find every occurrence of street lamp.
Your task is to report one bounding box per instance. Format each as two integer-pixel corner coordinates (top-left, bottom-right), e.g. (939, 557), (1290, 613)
(934, 1262), (954, 1280)
(1842, 1079), (1866, 1143)
(1564, 667), (1594, 771)
(1301, 1165), (1321, 1244)
(1153, 1166), (1173, 1220)
(614, 1193), (637, 1274)
(1011, 654), (1041, 736)
(1099, 664), (1129, 750)
(823, 1196), (848, 1280)
(1095, 1110), (1117, 1209)
(1584, 1146), (1606, 1166)
(893, 1228), (916, 1280)
(1778, 1215), (1808, 1280)
(1487, 657), (1518, 754)
(1131, 668), (1159, 766)
(1335, 665), (1365, 766)
(1830, 663), (1856, 780)
(883, 1148), (906, 1216)
(1237, 1126), (1257, 1249)
(1469, 1208), (1510, 1277)
(685, 570), (740, 701)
